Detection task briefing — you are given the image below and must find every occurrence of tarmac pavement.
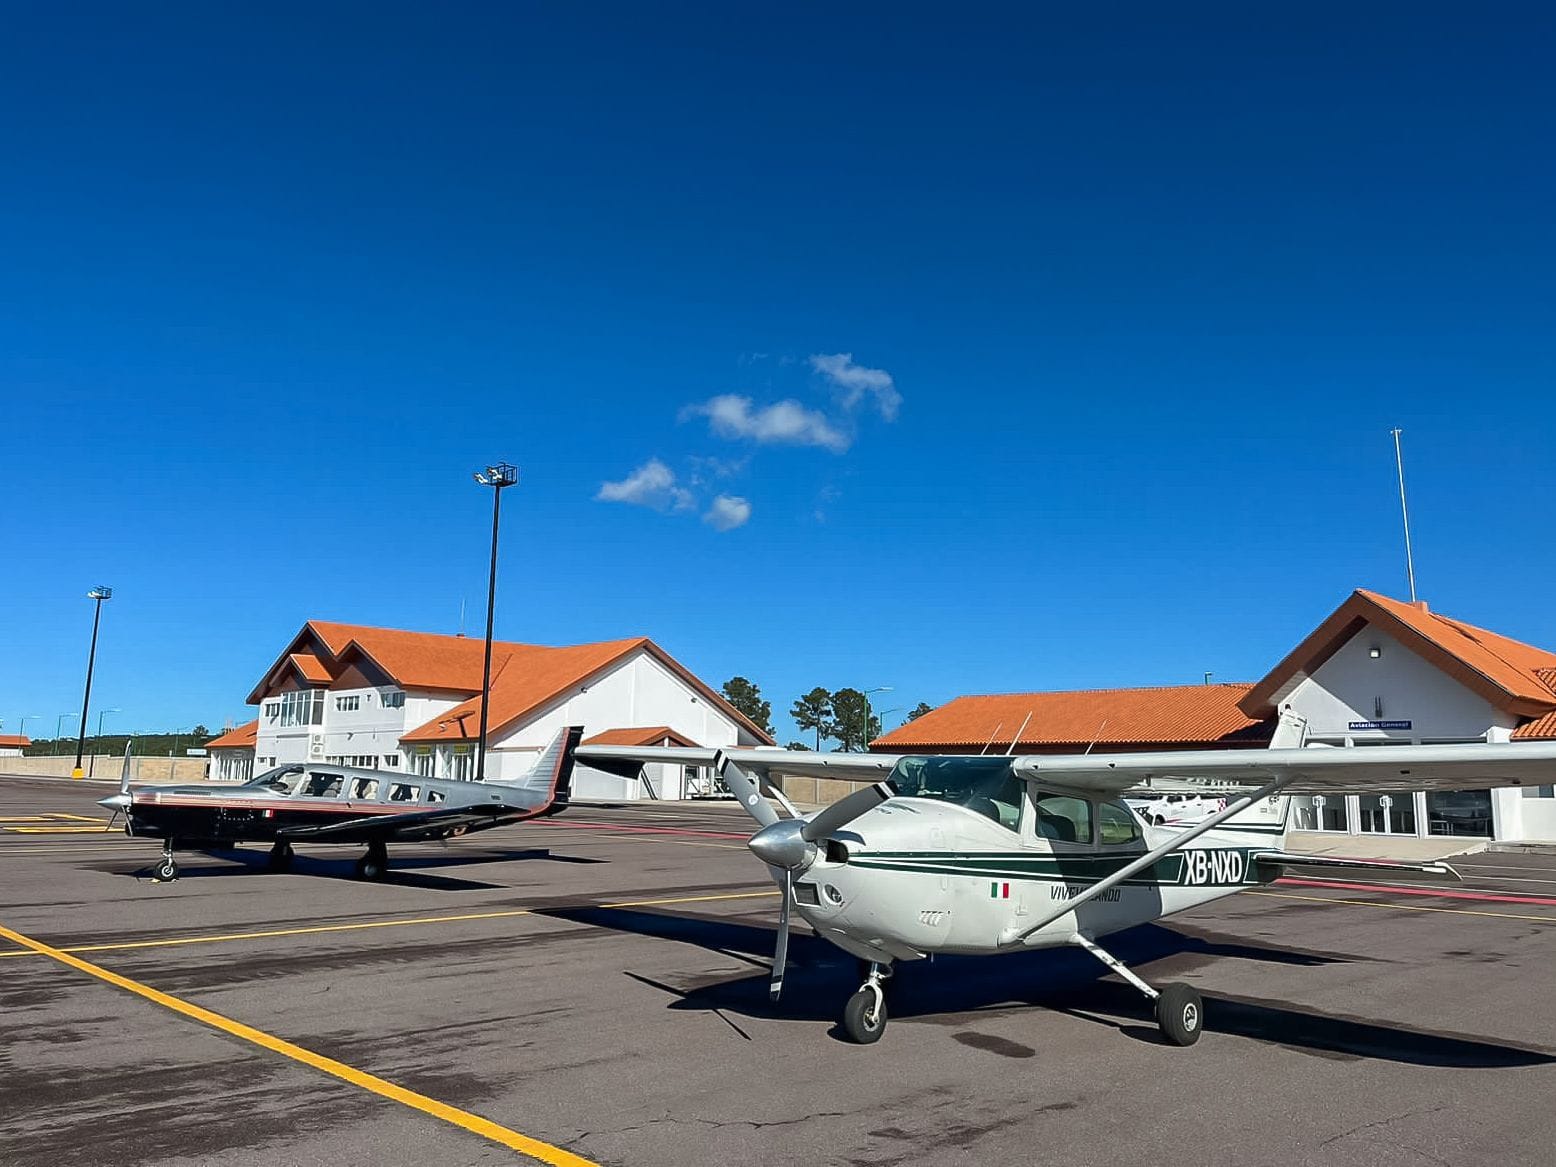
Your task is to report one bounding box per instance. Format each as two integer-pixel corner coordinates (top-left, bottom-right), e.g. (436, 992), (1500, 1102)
(1, 775), (1554, 1167)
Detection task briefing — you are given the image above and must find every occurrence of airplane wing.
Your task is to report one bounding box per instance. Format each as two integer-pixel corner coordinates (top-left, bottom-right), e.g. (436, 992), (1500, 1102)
(577, 745), (901, 784)
(276, 803), (535, 844)
(1015, 740), (1556, 797)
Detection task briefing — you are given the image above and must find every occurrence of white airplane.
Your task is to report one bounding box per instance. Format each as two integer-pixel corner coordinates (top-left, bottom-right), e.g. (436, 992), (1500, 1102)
(578, 735), (1556, 1046)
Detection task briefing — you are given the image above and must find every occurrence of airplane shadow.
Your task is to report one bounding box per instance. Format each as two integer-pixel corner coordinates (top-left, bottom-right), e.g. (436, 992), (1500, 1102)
(543, 906), (1556, 1068)
(96, 846), (601, 892)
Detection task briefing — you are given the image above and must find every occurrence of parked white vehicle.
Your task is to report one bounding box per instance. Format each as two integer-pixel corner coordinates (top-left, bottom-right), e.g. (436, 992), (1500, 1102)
(1125, 791), (1228, 826)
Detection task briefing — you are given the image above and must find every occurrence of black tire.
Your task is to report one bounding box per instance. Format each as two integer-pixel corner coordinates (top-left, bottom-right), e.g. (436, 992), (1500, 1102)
(266, 843), (293, 872)
(1155, 983), (1203, 1046)
(154, 857), (178, 882)
(842, 987), (888, 1044)
(355, 854), (385, 881)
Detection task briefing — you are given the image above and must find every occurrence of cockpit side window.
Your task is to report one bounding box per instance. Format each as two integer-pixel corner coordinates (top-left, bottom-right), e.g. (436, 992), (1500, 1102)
(889, 757), (1023, 833)
(351, 778), (380, 800)
(256, 767), (304, 794)
(1033, 793), (1092, 845)
(388, 783), (420, 802)
(1097, 800), (1144, 846)
(425, 789), (446, 803)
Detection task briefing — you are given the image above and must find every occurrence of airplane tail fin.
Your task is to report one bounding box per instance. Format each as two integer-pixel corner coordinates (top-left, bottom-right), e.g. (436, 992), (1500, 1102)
(494, 726), (582, 814)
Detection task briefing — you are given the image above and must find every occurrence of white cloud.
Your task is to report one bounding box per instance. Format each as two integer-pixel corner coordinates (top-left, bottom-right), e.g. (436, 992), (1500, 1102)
(703, 494), (752, 531)
(683, 394), (850, 453)
(596, 459), (695, 511)
(810, 353), (901, 421)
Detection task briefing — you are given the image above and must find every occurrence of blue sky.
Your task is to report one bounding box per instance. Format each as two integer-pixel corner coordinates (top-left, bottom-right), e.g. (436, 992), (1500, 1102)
(3, 4), (1555, 745)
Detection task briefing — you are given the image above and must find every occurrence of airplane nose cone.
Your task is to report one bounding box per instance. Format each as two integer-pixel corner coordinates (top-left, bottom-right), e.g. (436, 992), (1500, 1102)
(748, 818), (816, 871)
(97, 793), (131, 811)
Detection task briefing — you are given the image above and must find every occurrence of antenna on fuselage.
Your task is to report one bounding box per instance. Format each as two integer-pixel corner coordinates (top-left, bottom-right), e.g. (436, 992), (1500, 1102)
(1004, 711), (1034, 756)
(978, 723), (1004, 755)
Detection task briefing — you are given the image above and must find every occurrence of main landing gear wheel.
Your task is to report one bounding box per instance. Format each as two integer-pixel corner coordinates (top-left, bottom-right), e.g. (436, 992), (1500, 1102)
(267, 841), (294, 872)
(153, 855), (178, 882)
(355, 841), (388, 881)
(843, 986), (888, 1044)
(1155, 983), (1203, 1046)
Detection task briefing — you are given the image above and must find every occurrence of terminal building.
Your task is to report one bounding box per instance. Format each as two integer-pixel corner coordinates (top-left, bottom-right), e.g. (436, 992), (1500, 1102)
(874, 589), (1556, 844)
(217, 621), (773, 799)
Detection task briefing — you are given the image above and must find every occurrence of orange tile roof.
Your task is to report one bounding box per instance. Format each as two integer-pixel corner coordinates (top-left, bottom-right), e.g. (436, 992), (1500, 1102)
(0, 735), (31, 748)
(290, 653), (332, 684)
(873, 684), (1272, 752)
(205, 720), (258, 750)
(1241, 589), (1556, 720)
(582, 726), (699, 748)
(1513, 670), (1556, 740)
(247, 621), (776, 746)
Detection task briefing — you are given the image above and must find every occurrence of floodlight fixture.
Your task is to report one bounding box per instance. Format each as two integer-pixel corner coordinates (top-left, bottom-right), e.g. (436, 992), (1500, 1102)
(473, 462), (520, 781)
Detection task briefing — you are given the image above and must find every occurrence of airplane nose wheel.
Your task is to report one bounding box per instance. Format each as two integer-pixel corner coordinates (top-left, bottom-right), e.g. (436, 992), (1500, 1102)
(267, 841), (294, 872)
(152, 841), (179, 883)
(842, 961), (892, 1044)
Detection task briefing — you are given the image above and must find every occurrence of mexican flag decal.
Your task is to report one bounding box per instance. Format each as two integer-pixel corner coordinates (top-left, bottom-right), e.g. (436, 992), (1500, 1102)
(990, 881), (1011, 899)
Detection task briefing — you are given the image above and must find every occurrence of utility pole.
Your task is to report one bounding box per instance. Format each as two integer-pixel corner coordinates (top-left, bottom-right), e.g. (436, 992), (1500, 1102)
(473, 463), (519, 781)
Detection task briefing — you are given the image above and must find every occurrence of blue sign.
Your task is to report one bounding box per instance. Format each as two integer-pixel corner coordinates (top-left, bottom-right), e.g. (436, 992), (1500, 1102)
(1348, 720), (1412, 731)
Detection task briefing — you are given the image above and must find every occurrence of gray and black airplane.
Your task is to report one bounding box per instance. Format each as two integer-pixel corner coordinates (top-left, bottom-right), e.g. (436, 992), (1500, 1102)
(98, 726), (582, 882)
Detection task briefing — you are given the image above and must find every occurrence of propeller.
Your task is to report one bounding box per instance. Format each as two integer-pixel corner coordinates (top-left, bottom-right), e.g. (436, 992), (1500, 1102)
(97, 742), (133, 829)
(746, 780), (895, 1000)
(716, 757), (781, 829)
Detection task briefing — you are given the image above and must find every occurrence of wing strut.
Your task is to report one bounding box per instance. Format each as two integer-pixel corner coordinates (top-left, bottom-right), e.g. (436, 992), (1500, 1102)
(1003, 774), (1290, 945)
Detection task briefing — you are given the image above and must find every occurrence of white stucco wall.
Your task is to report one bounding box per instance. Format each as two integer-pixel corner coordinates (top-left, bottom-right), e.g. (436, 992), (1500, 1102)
(482, 647), (754, 799)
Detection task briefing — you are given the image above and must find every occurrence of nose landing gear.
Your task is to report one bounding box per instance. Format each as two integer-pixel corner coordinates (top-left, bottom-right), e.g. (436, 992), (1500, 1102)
(152, 840), (179, 883)
(841, 961), (893, 1044)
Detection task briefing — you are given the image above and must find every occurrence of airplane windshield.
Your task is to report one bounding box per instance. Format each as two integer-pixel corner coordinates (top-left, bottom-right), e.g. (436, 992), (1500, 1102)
(889, 756), (1023, 830)
(251, 766), (304, 794)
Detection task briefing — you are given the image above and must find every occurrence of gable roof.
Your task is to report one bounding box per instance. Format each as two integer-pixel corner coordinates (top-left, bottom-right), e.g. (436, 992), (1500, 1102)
(242, 619), (774, 747)
(205, 720), (259, 750)
(0, 735), (31, 749)
(873, 684), (1272, 752)
(1513, 670), (1556, 740)
(1239, 589), (1556, 720)
(399, 638), (774, 745)
(582, 726), (699, 748)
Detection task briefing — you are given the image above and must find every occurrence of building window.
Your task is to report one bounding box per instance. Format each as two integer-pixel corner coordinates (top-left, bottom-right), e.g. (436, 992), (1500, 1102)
(411, 747), (434, 777)
(382, 754), (400, 767)
(381, 689), (406, 709)
(335, 695), (361, 712)
(264, 701), (281, 721)
(449, 744), (474, 781)
(278, 689), (325, 728)
(1523, 785), (1556, 799)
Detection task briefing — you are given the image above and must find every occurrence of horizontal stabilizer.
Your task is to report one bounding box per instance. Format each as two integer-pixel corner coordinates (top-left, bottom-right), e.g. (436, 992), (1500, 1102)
(1253, 850), (1461, 881)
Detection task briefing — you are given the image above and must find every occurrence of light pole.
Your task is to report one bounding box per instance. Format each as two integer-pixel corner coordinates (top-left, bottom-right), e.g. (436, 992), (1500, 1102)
(862, 686), (893, 752)
(73, 585), (112, 778)
(473, 463), (519, 782)
(56, 713), (78, 755)
(88, 708), (120, 778)
(15, 714), (39, 743)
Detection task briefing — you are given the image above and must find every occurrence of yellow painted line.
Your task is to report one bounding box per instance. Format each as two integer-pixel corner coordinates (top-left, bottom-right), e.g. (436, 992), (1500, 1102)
(0, 889), (779, 961)
(6, 826), (113, 834)
(48, 813), (109, 822)
(0, 919), (597, 1166)
(0, 816), (56, 823)
(1245, 889), (1556, 924)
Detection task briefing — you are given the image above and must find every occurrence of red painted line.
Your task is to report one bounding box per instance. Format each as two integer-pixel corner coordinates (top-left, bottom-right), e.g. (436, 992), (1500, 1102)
(1277, 876), (1556, 907)
(535, 819), (747, 841)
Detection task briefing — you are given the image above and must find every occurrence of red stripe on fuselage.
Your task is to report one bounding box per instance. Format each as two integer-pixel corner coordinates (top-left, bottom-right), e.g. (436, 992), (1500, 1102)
(1276, 876), (1556, 906)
